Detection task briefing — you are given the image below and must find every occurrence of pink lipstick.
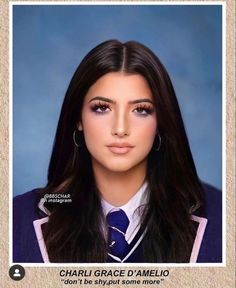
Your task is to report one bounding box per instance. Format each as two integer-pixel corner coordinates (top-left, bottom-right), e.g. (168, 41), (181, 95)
(107, 143), (134, 155)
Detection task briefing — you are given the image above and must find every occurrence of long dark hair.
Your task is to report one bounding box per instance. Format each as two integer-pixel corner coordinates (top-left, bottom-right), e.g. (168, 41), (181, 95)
(40, 40), (203, 263)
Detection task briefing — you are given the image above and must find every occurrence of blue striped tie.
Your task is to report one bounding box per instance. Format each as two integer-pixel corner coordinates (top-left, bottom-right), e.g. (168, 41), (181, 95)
(106, 209), (130, 259)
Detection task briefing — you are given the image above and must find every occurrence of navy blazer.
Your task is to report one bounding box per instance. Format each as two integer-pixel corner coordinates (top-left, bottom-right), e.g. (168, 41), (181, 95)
(13, 183), (222, 263)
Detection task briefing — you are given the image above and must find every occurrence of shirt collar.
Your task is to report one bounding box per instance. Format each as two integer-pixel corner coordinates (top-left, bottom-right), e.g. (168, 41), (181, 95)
(101, 181), (149, 222)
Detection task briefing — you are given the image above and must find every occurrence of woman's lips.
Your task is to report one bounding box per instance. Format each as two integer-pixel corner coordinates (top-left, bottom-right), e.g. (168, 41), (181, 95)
(107, 143), (134, 154)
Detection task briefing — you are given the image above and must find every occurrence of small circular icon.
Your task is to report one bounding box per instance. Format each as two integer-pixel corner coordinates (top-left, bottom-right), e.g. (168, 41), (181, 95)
(9, 265), (25, 281)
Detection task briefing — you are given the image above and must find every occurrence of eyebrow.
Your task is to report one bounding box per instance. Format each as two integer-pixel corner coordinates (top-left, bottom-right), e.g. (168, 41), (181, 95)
(88, 96), (154, 104)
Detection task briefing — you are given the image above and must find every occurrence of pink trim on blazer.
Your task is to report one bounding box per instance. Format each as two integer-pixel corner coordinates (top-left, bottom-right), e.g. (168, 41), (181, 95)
(190, 215), (208, 263)
(33, 217), (50, 263)
(33, 208), (208, 263)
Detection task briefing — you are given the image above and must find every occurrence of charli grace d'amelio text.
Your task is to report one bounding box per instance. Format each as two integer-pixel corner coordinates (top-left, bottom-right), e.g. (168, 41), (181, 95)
(59, 269), (170, 277)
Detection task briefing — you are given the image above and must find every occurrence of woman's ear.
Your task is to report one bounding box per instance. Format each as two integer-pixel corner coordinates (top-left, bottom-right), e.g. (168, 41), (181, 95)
(77, 122), (83, 131)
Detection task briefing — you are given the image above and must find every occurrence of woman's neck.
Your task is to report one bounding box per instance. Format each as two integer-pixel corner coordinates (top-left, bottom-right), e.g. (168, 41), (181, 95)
(92, 160), (147, 207)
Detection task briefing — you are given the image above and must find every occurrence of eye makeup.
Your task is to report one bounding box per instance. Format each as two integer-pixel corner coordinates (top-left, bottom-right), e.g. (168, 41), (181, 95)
(90, 101), (111, 114)
(133, 103), (155, 116)
(88, 97), (155, 116)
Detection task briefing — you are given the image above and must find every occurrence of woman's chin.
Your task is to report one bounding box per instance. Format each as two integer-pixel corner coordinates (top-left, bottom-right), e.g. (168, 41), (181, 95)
(94, 158), (147, 174)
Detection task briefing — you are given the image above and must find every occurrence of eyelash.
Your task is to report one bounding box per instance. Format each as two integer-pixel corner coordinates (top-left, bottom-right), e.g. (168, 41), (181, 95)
(90, 102), (154, 116)
(133, 104), (154, 116)
(90, 101), (111, 113)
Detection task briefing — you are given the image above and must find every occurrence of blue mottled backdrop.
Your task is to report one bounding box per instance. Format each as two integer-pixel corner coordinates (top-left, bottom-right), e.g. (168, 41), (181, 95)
(13, 5), (222, 196)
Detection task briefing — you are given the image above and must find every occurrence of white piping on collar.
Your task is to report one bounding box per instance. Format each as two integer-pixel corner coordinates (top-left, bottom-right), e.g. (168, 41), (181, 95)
(38, 198), (51, 216)
(190, 215), (208, 263)
(33, 217), (50, 263)
(34, 197), (51, 262)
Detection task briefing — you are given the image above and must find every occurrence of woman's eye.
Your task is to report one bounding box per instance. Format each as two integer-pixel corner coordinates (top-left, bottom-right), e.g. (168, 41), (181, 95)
(91, 103), (111, 113)
(96, 105), (109, 112)
(134, 106), (154, 116)
(135, 107), (148, 114)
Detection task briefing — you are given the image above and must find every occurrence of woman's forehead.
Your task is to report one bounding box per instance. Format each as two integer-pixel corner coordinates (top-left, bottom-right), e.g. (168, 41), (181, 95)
(84, 72), (154, 102)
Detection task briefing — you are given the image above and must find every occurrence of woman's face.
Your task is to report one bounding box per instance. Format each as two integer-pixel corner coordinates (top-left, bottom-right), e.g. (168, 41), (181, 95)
(79, 72), (157, 174)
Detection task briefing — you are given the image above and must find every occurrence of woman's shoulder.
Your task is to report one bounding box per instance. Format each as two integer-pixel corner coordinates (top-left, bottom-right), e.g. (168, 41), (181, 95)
(13, 189), (46, 263)
(13, 189), (45, 220)
(195, 182), (222, 230)
(14, 189), (41, 202)
(200, 182), (222, 218)
(195, 182), (222, 263)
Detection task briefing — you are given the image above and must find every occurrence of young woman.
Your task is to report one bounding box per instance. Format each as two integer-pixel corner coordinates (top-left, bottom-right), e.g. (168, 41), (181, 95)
(13, 40), (222, 263)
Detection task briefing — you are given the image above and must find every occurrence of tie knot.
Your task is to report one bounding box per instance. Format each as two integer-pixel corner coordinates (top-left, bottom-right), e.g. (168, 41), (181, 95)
(106, 209), (129, 233)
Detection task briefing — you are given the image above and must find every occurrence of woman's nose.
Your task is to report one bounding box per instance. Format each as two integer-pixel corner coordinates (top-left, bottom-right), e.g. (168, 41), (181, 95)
(111, 110), (130, 137)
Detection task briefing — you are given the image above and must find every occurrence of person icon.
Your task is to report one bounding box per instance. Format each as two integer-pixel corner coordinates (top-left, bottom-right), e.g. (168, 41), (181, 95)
(9, 265), (25, 281)
(13, 269), (21, 277)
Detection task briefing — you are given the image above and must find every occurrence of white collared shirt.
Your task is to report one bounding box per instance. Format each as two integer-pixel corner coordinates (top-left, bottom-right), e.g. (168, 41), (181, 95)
(101, 181), (149, 244)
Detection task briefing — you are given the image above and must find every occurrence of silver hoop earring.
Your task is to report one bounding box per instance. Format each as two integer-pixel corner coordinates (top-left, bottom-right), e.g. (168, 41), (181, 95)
(73, 130), (82, 148)
(155, 134), (162, 151)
